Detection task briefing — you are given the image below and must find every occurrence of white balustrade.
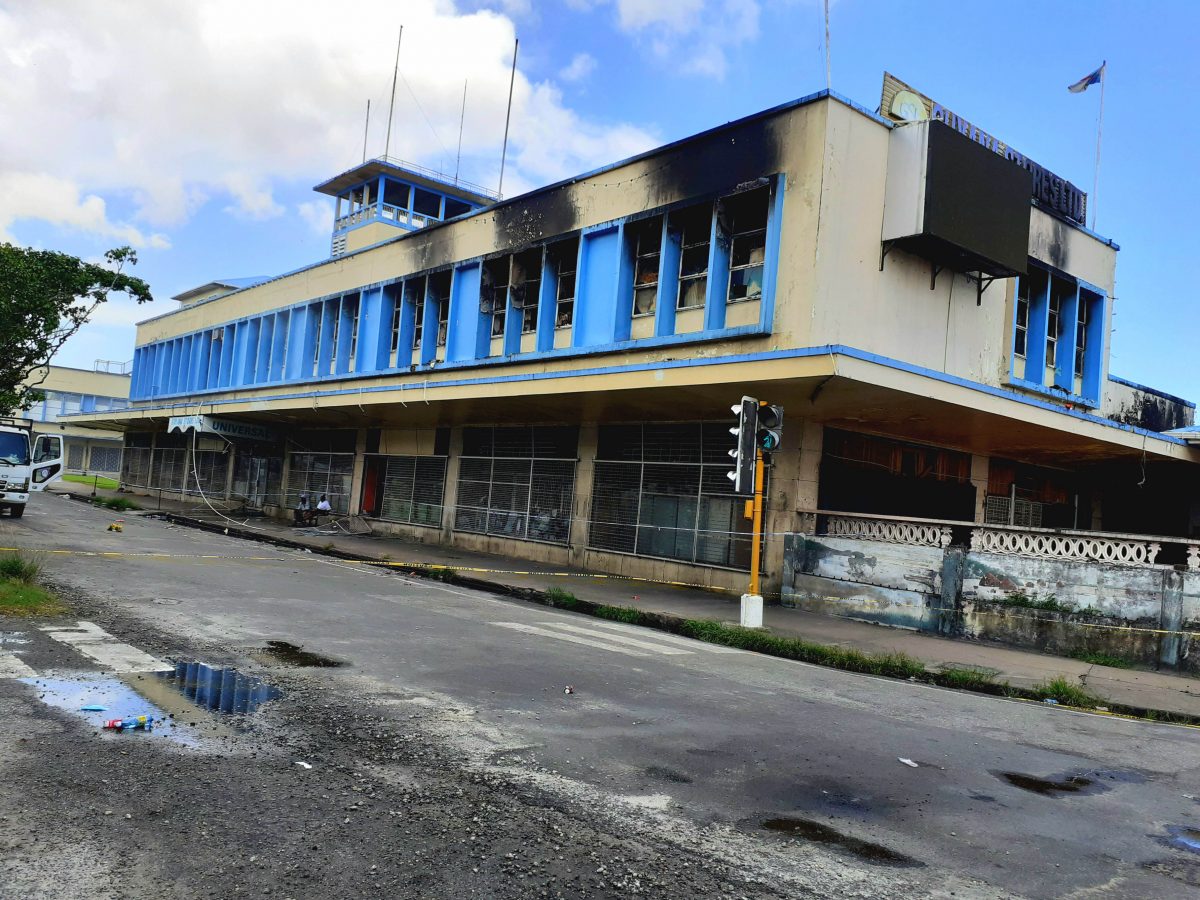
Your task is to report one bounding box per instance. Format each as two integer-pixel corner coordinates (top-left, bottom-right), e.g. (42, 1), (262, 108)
(970, 528), (1160, 566)
(824, 515), (952, 549)
(1188, 545), (1200, 571)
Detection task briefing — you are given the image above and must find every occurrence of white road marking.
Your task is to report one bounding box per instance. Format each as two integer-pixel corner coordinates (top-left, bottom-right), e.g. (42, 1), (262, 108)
(491, 622), (652, 657)
(585, 620), (742, 653)
(0, 649), (34, 678)
(38, 621), (170, 673)
(539, 622), (692, 655)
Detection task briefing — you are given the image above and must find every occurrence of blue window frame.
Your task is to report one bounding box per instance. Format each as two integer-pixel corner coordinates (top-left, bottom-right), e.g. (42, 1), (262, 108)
(1010, 261), (1106, 407)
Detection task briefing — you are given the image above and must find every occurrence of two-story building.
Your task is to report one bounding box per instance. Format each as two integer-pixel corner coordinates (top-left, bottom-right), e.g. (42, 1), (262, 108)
(22, 364), (132, 476)
(70, 75), (1200, 596)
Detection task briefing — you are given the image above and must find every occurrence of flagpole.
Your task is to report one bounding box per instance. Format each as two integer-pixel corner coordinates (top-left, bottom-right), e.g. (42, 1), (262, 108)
(1090, 61), (1106, 231)
(824, 0), (831, 91)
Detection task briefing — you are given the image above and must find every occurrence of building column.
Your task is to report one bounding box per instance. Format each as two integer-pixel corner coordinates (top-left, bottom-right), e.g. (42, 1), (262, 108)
(569, 424), (598, 568)
(348, 428), (367, 515)
(762, 428), (801, 597)
(796, 421), (823, 533)
(970, 454), (990, 523)
(440, 426), (465, 541)
(223, 445), (238, 502)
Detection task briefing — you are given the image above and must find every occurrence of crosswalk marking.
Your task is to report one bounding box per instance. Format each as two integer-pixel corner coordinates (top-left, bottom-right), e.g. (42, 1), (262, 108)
(38, 621), (170, 673)
(539, 622), (692, 655)
(0, 649), (34, 678)
(585, 620), (742, 653)
(491, 622), (652, 657)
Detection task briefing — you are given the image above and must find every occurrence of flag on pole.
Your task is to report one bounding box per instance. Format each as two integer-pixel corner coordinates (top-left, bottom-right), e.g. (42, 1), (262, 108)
(1068, 63), (1105, 93)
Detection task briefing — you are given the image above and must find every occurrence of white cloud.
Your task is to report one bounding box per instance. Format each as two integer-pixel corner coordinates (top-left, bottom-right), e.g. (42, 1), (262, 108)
(0, 0), (656, 244)
(559, 52), (598, 82)
(297, 201), (332, 237)
(582, 0), (761, 78)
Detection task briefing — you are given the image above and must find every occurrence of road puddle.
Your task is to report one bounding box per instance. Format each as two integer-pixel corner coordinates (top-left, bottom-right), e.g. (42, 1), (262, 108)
(21, 662), (280, 749)
(253, 640), (345, 668)
(759, 817), (921, 867)
(991, 768), (1139, 797)
(1165, 825), (1200, 855)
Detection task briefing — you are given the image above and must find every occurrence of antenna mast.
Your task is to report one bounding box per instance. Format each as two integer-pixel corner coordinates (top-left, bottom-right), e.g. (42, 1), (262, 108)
(498, 37), (518, 198)
(455, 80), (468, 184)
(384, 25), (403, 158)
(362, 99), (371, 163)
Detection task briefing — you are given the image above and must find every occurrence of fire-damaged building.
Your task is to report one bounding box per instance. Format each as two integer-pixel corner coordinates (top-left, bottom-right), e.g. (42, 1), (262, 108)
(70, 73), (1200, 601)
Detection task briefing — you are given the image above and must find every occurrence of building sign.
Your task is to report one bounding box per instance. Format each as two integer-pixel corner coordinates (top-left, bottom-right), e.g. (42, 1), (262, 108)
(167, 414), (276, 443)
(881, 73), (1087, 226)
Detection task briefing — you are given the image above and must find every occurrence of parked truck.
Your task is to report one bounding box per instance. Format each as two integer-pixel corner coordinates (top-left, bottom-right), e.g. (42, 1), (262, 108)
(0, 419), (65, 517)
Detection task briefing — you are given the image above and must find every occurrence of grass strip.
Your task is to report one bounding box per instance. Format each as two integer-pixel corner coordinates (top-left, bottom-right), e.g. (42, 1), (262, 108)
(61, 474), (119, 490)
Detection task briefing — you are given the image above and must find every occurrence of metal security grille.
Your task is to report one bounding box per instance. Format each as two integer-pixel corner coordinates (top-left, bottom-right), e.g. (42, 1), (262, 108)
(122, 448), (152, 488)
(286, 452), (354, 515)
(377, 455), (447, 527)
(67, 444), (85, 470)
(150, 448), (187, 493)
(984, 495), (1044, 528)
(589, 423), (757, 570)
(89, 446), (122, 473)
(454, 426), (577, 544)
(186, 450), (228, 497)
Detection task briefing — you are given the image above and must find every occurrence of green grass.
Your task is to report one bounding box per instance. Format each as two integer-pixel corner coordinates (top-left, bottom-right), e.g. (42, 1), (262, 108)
(95, 496), (140, 512)
(1068, 649), (1135, 669)
(62, 474), (119, 490)
(935, 666), (1001, 691)
(998, 590), (1073, 613)
(1033, 676), (1100, 707)
(0, 551), (62, 616)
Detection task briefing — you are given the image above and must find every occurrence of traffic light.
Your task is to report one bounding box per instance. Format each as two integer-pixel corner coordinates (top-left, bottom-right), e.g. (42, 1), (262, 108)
(757, 403), (784, 453)
(727, 396), (758, 495)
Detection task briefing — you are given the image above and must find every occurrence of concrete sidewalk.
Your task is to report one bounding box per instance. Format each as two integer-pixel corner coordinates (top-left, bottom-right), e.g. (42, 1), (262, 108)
(53, 485), (1200, 718)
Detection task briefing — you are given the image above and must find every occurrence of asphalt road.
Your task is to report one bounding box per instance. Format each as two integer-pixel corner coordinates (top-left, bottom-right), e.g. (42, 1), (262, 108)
(3, 494), (1200, 898)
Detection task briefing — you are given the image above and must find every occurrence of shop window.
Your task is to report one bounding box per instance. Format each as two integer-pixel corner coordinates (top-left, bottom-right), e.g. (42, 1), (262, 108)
(511, 248), (542, 334)
(481, 256), (510, 338)
(723, 187), (767, 303)
(549, 239), (578, 329)
(454, 426), (578, 544)
(674, 205), (711, 310)
(286, 452), (354, 515)
(630, 216), (662, 318)
(589, 422), (758, 569)
(362, 454), (447, 527)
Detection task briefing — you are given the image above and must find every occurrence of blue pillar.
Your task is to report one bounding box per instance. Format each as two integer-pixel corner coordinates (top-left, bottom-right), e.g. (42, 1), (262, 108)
(334, 296), (355, 376)
(446, 264), (485, 362)
(269, 311), (289, 380)
(1080, 289), (1106, 404)
(573, 225), (621, 349)
(171, 339), (186, 394)
(240, 318), (261, 384)
(194, 334), (212, 390)
(255, 315), (274, 382)
(232, 321), (252, 387)
(758, 176), (785, 330)
(656, 218), (681, 337)
(502, 279), (522, 357)
(219, 323), (237, 387)
(208, 329), (223, 387)
(613, 222), (635, 342)
(317, 300), (337, 376)
(420, 282), (438, 365)
(356, 286), (393, 373)
(1053, 283), (1080, 394)
(535, 254), (556, 353)
(704, 207), (731, 332)
(285, 307), (310, 382)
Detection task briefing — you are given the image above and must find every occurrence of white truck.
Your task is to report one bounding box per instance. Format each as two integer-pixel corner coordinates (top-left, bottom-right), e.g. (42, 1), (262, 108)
(0, 419), (65, 518)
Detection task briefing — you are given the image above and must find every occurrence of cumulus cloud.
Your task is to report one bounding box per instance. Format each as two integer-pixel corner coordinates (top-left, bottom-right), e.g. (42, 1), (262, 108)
(559, 52), (598, 82)
(0, 0), (657, 245)
(580, 0), (761, 78)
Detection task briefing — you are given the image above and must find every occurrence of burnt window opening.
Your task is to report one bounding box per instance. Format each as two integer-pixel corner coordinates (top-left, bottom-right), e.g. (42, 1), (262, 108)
(549, 238), (578, 329)
(413, 188), (441, 219)
(444, 198), (471, 219)
(406, 277), (427, 351)
(389, 296), (402, 354)
(630, 216), (663, 318)
(511, 248), (543, 335)
(428, 271), (452, 347)
(382, 179), (411, 210)
(311, 305), (324, 367)
(723, 187), (768, 304)
(1014, 277), (1029, 358)
(482, 256), (511, 339)
(344, 296), (360, 367)
(1045, 291), (1060, 369)
(674, 204), (712, 311)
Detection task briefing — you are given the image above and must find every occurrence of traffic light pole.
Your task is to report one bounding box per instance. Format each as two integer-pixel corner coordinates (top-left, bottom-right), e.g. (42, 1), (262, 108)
(748, 445), (765, 597)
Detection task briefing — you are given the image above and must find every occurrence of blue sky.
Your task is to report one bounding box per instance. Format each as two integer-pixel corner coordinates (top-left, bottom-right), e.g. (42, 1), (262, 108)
(3, 0), (1196, 402)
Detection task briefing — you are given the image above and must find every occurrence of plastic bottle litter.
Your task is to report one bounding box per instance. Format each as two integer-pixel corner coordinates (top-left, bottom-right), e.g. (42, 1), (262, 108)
(103, 715), (155, 732)
(1043, 699), (1060, 705)
(898, 758), (919, 768)
(563, 686), (575, 695)
(80, 705), (107, 712)
(295, 761), (313, 769)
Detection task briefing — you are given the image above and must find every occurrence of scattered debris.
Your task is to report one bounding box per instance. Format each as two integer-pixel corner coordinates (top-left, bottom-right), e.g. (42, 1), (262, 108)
(107, 520), (124, 532)
(103, 715), (154, 732)
(295, 761), (313, 769)
(80, 704), (107, 712)
(898, 758), (919, 768)
(1043, 699), (1059, 705)
(564, 686), (575, 695)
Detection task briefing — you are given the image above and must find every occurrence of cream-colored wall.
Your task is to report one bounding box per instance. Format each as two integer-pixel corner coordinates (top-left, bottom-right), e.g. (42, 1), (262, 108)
(30, 366), (131, 399)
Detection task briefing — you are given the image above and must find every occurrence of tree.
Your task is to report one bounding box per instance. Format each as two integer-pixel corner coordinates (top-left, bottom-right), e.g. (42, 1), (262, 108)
(0, 244), (153, 415)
